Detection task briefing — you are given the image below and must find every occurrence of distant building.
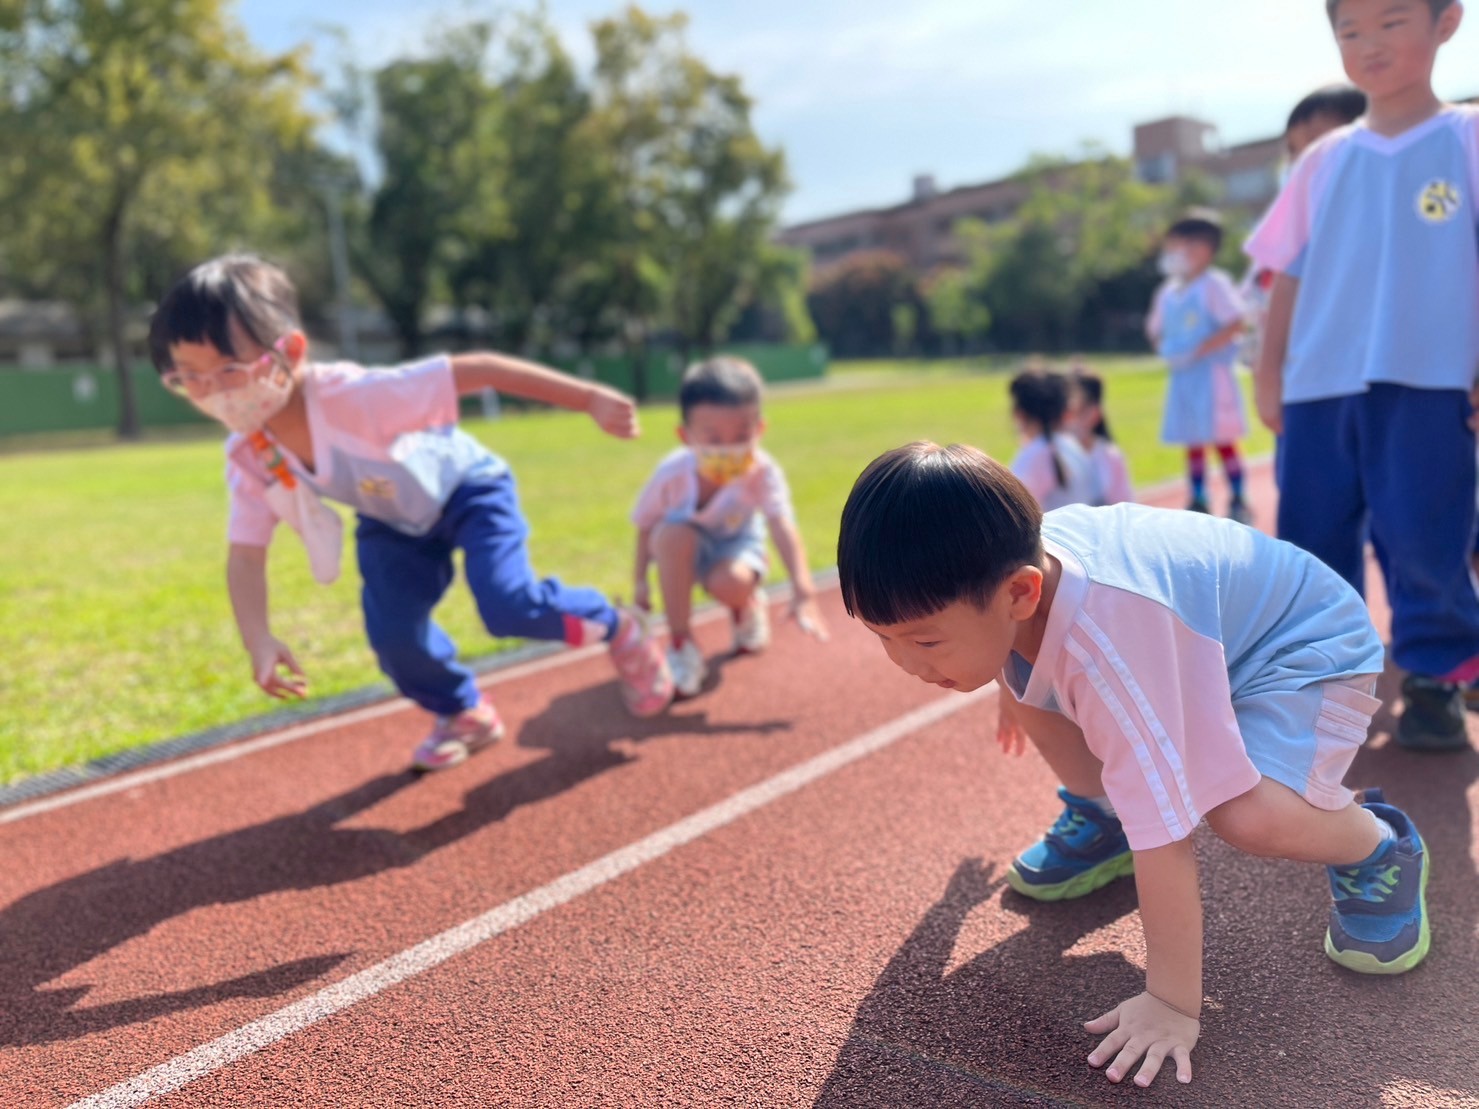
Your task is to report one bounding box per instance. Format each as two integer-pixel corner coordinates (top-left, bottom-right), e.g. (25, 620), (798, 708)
(780, 114), (1287, 275)
(1132, 116), (1285, 208)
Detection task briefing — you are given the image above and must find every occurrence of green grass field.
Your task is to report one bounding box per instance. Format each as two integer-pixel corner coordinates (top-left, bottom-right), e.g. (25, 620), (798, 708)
(0, 357), (1272, 783)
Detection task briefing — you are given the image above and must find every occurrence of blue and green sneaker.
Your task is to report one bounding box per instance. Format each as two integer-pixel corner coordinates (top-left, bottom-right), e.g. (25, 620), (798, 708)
(1007, 787), (1135, 901)
(1325, 793), (1430, 975)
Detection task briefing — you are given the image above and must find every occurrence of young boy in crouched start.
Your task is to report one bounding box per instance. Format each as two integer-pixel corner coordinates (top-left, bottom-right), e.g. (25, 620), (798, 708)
(837, 441), (1429, 1088)
(631, 357), (827, 697)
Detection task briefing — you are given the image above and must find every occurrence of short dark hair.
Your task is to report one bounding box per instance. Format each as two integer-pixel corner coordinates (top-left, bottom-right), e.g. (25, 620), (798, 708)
(1286, 84), (1367, 133)
(1166, 208), (1224, 253)
(1327, 0), (1453, 21)
(149, 254), (301, 374)
(678, 356), (764, 421)
(837, 442), (1044, 627)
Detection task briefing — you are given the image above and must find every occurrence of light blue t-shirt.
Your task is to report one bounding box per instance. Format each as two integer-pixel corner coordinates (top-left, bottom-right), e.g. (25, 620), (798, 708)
(1246, 107), (1479, 404)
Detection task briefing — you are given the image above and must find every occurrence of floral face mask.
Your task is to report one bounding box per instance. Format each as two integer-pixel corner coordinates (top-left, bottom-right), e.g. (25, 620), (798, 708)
(165, 339), (295, 435)
(693, 442), (756, 486)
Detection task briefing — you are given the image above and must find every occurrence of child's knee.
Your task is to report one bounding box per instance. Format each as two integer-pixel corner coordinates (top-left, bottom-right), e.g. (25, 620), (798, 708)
(652, 521), (699, 561)
(705, 560), (758, 601)
(1205, 784), (1290, 857)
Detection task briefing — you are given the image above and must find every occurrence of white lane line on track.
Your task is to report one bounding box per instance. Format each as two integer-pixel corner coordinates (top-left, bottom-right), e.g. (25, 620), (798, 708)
(0, 593), (764, 827)
(68, 687), (989, 1109)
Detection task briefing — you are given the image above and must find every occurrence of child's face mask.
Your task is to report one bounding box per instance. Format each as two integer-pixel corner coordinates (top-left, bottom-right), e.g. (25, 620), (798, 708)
(1157, 249), (1191, 279)
(168, 340), (295, 434)
(692, 442), (755, 486)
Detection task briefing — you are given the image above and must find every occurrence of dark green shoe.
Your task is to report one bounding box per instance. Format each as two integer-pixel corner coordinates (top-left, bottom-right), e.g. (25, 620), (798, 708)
(1396, 675), (1468, 752)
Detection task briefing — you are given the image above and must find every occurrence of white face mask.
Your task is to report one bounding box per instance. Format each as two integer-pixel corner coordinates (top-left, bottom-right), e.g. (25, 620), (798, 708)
(191, 368), (294, 434)
(1158, 249), (1191, 279)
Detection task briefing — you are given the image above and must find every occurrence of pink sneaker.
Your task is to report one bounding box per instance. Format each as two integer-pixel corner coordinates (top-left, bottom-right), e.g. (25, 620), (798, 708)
(609, 608), (675, 718)
(411, 700), (505, 772)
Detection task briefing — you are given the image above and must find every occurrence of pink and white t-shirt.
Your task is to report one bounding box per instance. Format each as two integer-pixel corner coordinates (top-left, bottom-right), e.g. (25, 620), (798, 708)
(1002, 503), (1383, 851)
(632, 448), (794, 539)
(225, 356), (504, 547)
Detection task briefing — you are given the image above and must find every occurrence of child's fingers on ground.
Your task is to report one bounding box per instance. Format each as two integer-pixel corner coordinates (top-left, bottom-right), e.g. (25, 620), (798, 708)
(1134, 1045), (1170, 1087)
(1107, 1039), (1151, 1083)
(1174, 1047), (1193, 1084)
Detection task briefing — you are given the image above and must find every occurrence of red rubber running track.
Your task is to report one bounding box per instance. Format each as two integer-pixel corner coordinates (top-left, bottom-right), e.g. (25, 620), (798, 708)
(2, 464), (1477, 1108)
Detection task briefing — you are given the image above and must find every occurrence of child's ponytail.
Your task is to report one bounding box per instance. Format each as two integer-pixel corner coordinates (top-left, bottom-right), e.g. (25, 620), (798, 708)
(1072, 369), (1114, 443)
(1009, 369), (1070, 488)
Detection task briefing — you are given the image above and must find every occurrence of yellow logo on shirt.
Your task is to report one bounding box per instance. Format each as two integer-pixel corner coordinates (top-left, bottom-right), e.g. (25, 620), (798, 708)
(1417, 179), (1462, 223)
(359, 476), (395, 499)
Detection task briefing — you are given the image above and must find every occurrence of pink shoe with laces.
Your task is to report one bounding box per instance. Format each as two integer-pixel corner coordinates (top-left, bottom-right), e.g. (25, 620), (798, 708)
(411, 700), (506, 772)
(609, 608), (675, 718)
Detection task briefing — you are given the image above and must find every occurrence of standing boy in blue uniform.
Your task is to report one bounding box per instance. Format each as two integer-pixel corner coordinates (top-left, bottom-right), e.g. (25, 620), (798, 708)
(1247, 0), (1479, 751)
(1147, 211), (1251, 522)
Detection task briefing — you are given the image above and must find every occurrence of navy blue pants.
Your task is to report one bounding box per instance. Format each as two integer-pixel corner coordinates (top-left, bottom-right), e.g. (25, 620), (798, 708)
(1278, 384), (1479, 679)
(357, 472), (619, 716)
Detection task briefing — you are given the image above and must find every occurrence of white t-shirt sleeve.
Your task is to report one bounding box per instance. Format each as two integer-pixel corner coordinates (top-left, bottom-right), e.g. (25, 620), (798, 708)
(318, 355), (461, 443)
(1099, 443), (1134, 506)
(1204, 270), (1247, 327)
(1011, 440), (1058, 504)
(1244, 130), (1344, 275)
(1463, 106), (1479, 209)
(226, 455), (281, 547)
(755, 454), (795, 522)
(632, 453), (690, 529)
(1146, 282), (1170, 341)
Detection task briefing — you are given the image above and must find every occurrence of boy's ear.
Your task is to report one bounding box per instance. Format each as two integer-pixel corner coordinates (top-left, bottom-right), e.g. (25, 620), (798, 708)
(282, 330), (309, 365)
(1005, 565), (1044, 618)
(1439, 1), (1463, 42)
(677, 424), (691, 445)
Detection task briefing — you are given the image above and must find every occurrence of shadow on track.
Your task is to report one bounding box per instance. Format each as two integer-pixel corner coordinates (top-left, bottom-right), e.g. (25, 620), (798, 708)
(815, 859), (1143, 1108)
(404, 675), (792, 853)
(0, 773), (417, 1047)
(1, 675), (792, 1049)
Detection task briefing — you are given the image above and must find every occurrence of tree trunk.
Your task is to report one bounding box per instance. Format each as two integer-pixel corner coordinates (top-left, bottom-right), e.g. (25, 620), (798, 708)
(104, 194), (140, 440)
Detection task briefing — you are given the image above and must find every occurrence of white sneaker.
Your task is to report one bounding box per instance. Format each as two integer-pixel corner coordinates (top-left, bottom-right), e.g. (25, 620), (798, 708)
(667, 638), (708, 699)
(733, 594), (771, 654)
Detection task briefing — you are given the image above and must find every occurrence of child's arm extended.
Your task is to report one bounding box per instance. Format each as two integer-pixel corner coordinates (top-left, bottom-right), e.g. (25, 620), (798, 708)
(227, 543), (307, 700)
(450, 352), (639, 440)
(1254, 273), (1298, 436)
(1190, 318), (1244, 362)
(765, 516), (829, 641)
(633, 526), (655, 612)
(1085, 837), (1202, 1087)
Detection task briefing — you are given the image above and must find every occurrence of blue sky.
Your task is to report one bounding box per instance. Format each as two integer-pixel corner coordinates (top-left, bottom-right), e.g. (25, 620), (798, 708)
(237, 0), (1479, 224)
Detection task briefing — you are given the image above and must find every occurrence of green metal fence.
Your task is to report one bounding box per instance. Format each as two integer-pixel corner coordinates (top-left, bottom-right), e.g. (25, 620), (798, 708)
(0, 344), (829, 438)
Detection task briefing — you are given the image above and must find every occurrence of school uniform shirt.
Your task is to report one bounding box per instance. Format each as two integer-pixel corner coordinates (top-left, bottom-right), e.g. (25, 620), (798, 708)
(225, 356), (505, 548)
(1010, 433), (1097, 511)
(1086, 438), (1134, 506)
(1245, 106), (1479, 403)
(631, 447), (795, 540)
(1148, 269), (1249, 445)
(1000, 504), (1384, 852)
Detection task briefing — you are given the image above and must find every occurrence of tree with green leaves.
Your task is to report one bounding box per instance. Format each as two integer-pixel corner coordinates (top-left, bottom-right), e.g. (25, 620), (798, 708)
(0, 0), (317, 437)
(922, 267), (992, 356)
(955, 150), (1193, 351)
(350, 23), (507, 358)
(583, 7), (791, 390)
(807, 250), (919, 359)
(444, 14), (610, 356)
